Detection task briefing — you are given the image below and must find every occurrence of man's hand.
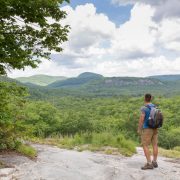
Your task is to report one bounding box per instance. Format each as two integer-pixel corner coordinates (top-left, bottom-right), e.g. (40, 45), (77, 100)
(137, 113), (145, 135)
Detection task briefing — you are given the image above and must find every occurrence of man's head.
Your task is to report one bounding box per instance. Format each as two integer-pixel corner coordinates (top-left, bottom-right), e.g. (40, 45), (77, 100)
(144, 93), (152, 103)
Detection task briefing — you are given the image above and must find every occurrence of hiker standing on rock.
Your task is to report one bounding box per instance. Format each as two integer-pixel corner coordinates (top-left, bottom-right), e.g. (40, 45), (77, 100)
(137, 94), (163, 170)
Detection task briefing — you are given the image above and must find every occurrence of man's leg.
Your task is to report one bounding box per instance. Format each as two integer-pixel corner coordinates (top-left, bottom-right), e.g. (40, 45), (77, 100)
(152, 129), (158, 167)
(141, 129), (154, 170)
(142, 145), (151, 162)
(152, 144), (158, 160)
(141, 129), (152, 162)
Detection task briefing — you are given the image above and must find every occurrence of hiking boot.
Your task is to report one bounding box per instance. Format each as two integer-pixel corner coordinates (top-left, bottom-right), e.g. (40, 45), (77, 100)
(141, 163), (154, 170)
(152, 161), (158, 168)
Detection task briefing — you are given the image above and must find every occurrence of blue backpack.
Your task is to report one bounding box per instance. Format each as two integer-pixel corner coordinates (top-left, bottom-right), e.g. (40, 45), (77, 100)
(146, 105), (163, 129)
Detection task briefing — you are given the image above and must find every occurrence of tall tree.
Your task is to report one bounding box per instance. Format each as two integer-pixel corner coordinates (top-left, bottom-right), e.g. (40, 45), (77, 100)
(0, 0), (69, 75)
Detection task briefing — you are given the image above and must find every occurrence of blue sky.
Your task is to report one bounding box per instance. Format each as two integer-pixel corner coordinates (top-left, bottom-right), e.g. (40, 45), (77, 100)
(63, 0), (132, 25)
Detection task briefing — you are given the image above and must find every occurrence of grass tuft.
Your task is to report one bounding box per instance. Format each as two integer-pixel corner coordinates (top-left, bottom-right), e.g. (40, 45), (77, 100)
(173, 146), (180, 152)
(16, 144), (37, 158)
(31, 132), (136, 156)
(159, 147), (180, 158)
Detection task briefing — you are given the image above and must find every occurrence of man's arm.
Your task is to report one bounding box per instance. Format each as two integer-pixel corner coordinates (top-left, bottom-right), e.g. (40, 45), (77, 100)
(137, 113), (145, 135)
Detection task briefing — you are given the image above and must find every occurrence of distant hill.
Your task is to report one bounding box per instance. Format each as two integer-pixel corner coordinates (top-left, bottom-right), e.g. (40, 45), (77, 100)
(78, 72), (103, 79)
(2, 73), (180, 98)
(149, 74), (180, 81)
(0, 75), (52, 99)
(48, 72), (103, 88)
(15, 75), (67, 86)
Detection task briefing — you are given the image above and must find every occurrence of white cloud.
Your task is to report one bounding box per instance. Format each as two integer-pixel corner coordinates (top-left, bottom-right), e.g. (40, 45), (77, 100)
(112, 0), (180, 21)
(110, 3), (157, 59)
(94, 56), (180, 77)
(9, 3), (180, 78)
(9, 60), (84, 78)
(62, 4), (116, 52)
(61, 3), (158, 62)
(158, 19), (180, 51)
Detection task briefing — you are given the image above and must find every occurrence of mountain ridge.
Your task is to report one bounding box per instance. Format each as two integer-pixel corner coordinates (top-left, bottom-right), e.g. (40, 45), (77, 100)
(13, 72), (180, 87)
(3, 72), (180, 97)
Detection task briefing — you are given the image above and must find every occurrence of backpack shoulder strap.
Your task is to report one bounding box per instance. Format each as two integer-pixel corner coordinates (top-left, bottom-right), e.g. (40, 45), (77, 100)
(145, 104), (151, 110)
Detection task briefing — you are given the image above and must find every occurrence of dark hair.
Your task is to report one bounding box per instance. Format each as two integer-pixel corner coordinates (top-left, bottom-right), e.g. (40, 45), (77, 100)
(145, 93), (152, 102)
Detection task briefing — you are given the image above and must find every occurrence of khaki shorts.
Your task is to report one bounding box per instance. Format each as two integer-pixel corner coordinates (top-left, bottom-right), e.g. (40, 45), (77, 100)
(141, 128), (158, 146)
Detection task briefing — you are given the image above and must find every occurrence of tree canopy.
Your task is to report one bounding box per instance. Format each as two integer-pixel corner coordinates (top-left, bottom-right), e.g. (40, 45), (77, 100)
(0, 0), (69, 75)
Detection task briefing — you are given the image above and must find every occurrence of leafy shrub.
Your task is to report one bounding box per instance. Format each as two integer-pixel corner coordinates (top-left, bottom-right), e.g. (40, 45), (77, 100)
(0, 82), (28, 150)
(159, 128), (180, 149)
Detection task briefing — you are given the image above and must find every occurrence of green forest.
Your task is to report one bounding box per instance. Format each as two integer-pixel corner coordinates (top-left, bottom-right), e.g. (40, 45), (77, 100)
(0, 0), (180, 159)
(1, 80), (180, 157)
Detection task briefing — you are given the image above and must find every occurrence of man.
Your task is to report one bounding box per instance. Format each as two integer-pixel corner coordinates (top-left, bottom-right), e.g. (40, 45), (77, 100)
(137, 94), (158, 170)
